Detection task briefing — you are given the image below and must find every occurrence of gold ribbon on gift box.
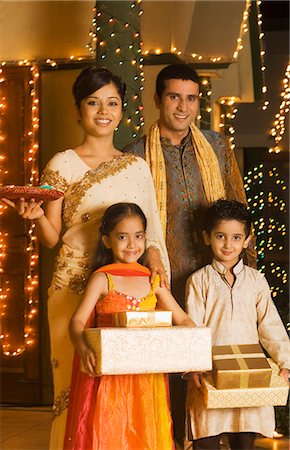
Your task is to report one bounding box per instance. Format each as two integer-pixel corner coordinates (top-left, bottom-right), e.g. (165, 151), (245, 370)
(114, 311), (172, 327)
(212, 344), (272, 389)
(200, 359), (289, 409)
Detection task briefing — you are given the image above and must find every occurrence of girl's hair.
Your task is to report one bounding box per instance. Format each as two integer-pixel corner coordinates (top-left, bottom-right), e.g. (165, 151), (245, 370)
(72, 66), (126, 108)
(92, 203), (147, 271)
(204, 199), (252, 237)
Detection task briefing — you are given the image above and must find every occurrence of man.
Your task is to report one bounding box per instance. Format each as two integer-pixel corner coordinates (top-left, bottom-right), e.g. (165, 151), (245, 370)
(123, 64), (256, 445)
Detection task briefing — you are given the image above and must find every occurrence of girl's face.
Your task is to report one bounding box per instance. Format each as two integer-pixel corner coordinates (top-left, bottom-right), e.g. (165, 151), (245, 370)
(102, 216), (146, 264)
(78, 82), (123, 138)
(203, 219), (251, 269)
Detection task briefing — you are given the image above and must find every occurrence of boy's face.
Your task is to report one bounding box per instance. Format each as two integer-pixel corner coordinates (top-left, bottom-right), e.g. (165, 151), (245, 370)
(203, 219), (251, 269)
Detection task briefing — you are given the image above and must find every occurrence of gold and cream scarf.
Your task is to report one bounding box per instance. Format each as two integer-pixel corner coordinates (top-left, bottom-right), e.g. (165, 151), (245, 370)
(145, 121), (225, 236)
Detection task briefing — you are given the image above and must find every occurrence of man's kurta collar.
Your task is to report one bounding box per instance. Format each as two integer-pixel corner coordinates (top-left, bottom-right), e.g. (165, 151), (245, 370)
(160, 130), (192, 149)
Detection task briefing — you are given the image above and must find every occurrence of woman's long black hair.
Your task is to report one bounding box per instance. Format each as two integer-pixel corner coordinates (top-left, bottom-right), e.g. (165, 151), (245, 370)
(91, 203), (147, 272)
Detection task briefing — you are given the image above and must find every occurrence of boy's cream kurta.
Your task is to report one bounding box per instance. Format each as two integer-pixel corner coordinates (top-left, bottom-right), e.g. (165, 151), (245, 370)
(186, 259), (290, 440)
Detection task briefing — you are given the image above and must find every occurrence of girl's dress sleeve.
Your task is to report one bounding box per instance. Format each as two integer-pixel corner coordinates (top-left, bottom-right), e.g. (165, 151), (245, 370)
(256, 272), (290, 369)
(40, 151), (71, 193)
(136, 158), (171, 278)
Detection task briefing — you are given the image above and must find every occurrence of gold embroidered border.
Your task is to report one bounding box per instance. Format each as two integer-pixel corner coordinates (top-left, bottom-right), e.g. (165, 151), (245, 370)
(63, 154), (137, 226)
(68, 273), (89, 295)
(40, 168), (68, 192)
(52, 388), (71, 416)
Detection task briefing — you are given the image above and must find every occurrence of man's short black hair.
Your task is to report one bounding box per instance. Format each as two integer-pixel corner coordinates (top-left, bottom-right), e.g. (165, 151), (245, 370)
(204, 199), (252, 237)
(156, 64), (200, 99)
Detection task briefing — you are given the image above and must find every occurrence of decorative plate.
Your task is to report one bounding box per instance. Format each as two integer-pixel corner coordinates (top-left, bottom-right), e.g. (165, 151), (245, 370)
(0, 185), (64, 202)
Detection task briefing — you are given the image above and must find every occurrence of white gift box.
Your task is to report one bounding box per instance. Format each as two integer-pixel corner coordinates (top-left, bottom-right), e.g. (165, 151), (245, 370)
(84, 326), (212, 375)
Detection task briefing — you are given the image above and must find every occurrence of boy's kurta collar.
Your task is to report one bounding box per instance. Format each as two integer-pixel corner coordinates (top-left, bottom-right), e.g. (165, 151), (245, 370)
(212, 258), (244, 276)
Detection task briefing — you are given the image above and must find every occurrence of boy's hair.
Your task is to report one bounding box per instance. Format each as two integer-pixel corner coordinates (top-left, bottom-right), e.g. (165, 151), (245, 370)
(204, 199), (252, 237)
(91, 202), (147, 271)
(156, 64), (200, 99)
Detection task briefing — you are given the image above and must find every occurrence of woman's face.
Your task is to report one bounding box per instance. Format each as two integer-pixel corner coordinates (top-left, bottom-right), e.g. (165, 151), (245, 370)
(78, 82), (123, 138)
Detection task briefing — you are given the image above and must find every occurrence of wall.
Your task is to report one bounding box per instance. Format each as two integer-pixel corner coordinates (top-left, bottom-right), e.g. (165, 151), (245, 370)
(234, 30), (289, 150)
(0, 1), (94, 61)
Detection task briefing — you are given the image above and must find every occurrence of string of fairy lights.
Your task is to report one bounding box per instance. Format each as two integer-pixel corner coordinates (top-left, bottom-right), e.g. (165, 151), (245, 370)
(221, 64), (290, 155)
(93, 0), (145, 143)
(240, 44), (289, 313)
(143, 0), (252, 65)
(0, 69), (9, 353)
(269, 64), (290, 154)
(217, 0), (269, 148)
(218, 97), (239, 150)
(0, 67), (40, 356)
(198, 78), (212, 130)
(241, 64), (289, 310)
(244, 164), (288, 301)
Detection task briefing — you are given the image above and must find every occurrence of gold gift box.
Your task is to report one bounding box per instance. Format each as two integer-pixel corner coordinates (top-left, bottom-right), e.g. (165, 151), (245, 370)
(84, 326), (212, 375)
(113, 311), (172, 327)
(200, 359), (289, 409)
(212, 344), (272, 389)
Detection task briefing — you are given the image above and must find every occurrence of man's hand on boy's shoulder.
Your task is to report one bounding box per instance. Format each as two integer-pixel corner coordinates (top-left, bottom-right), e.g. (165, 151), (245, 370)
(279, 368), (290, 385)
(191, 372), (204, 388)
(182, 371), (204, 389)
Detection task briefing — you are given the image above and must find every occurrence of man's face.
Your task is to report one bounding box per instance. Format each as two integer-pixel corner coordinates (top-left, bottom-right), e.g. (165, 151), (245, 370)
(155, 78), (200, 135)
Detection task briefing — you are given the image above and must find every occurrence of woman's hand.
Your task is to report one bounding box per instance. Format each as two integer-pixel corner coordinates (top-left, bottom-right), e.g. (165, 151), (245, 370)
(144, 246), (170, 288)
(2, 197), (44, 220)
(81, 346), (96, 377)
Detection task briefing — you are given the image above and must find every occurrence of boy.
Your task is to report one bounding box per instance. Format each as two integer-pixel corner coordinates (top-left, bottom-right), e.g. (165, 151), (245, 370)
(186, 199), (290, 450)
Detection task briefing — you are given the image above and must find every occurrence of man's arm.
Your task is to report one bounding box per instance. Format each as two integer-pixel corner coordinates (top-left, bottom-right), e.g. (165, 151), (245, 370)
(122, 135), (146, 159)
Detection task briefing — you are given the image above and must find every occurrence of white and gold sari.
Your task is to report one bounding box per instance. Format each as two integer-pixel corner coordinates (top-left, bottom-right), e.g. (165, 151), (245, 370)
(40, 149), (169, 450)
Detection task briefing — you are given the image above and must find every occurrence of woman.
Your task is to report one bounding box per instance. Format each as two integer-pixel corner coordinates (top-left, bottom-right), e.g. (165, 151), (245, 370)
(3, 67), (169, 449)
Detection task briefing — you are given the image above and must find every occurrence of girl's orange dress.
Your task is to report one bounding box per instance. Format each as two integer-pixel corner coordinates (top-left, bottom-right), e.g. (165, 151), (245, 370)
(63, 263), (174, 450)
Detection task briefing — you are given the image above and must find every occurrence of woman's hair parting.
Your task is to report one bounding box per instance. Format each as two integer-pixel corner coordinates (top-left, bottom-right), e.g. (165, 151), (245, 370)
(204, 199), (252, 237)
(72, 66), (126, 108)
(91, 202), (147, 271)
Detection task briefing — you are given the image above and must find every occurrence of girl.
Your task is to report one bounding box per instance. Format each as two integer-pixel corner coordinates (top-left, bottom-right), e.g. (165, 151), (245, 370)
(64, 202), (196, 450)
(2, 66), (169, 449)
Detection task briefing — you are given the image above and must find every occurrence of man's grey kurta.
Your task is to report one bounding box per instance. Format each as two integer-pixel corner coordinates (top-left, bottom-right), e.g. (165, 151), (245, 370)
(123, 131), (256, 310)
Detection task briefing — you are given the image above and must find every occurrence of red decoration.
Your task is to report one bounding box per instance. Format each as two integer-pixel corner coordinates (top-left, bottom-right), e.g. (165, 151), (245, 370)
(0, 185), (64, 202)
